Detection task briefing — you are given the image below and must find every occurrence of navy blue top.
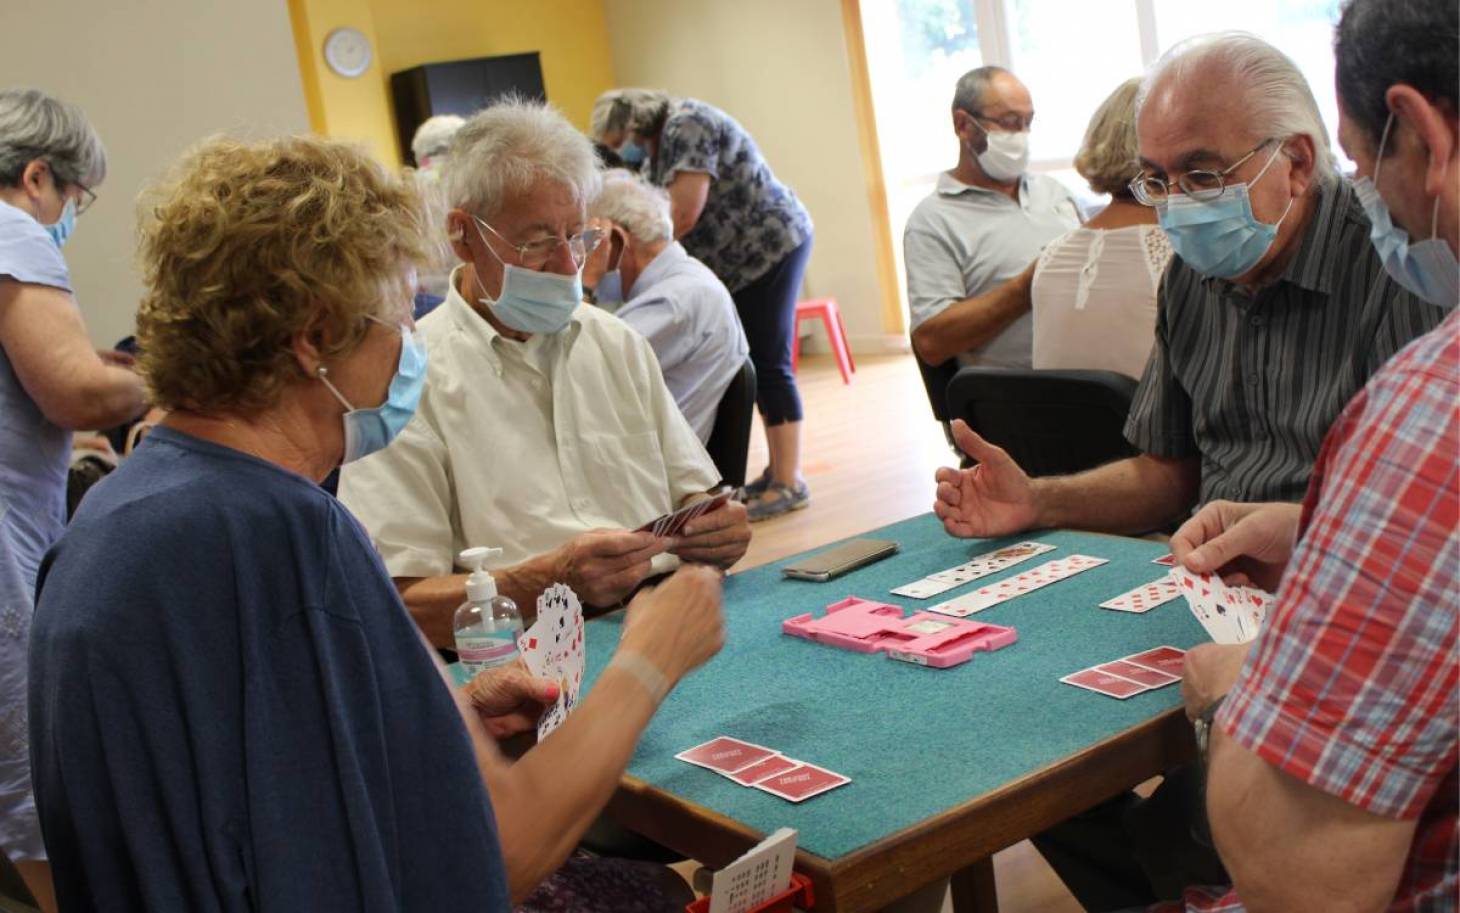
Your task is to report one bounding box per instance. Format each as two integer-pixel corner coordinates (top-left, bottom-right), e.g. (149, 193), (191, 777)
(29, 427), (510, 911)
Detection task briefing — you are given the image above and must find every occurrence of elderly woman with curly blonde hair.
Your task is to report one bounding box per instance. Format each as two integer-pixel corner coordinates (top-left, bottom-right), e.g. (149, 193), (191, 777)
(27, 135), (723, 911)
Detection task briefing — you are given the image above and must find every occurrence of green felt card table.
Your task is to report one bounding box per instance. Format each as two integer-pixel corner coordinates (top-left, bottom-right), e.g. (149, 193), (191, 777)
(583, 514), (1202, 912)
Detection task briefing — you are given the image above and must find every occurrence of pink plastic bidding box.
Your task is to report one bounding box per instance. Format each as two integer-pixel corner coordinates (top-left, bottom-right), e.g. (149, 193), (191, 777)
(782, 597), (1017, 669)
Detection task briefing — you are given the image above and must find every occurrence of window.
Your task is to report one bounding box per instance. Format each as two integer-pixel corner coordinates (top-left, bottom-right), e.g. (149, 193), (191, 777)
(859, 0), (1347, 328)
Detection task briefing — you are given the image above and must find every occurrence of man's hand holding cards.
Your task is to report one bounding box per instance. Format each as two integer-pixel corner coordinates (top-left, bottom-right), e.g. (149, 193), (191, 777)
(639, 491), (751, 569)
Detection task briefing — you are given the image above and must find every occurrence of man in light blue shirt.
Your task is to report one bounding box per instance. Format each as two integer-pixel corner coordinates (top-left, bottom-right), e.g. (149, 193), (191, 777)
(586, 170), (749, 443)
(906, 66), (1081, 368)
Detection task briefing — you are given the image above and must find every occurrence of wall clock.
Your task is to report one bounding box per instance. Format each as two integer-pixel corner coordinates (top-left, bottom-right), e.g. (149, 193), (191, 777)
(324, 27), (372, 79)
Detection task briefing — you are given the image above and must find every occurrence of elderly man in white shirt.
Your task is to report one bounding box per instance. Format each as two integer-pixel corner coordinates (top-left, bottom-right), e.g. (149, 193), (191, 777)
(583, 170), (749, 444)
(339, 100), (750, 647)
(905, 65), (1081, 368)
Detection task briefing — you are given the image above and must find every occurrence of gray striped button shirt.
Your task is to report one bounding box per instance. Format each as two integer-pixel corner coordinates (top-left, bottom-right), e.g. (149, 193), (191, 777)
(1125, 177), (1449, 506)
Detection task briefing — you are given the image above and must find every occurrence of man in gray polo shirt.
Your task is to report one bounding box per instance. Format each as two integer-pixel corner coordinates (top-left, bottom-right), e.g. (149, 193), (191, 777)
(933, 33), (1446, 547)
(905, 65), (1081, 368)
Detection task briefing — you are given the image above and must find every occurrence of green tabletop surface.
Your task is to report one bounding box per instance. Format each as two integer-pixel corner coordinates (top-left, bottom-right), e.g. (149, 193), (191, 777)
(471, 514), (1205, 861)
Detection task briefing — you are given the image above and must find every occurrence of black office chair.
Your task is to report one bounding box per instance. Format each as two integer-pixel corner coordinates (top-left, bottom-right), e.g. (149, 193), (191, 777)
(705, 357), (757, 488)
(945, 368), (1140, 477)
(915, 353), (962, 455)
(0, 854), (39, 913)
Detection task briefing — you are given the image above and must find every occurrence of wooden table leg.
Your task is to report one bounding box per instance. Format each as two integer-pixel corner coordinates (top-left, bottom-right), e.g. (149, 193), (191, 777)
(949, 856), (998, 913)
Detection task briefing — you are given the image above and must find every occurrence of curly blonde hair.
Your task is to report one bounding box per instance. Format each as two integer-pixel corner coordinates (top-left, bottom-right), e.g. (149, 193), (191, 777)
(136, 135), (427, 414)
(1074, 78), (1143, 197)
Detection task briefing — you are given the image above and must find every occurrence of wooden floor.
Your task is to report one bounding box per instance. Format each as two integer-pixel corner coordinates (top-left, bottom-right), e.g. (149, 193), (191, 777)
(736, 353), (1083, 913)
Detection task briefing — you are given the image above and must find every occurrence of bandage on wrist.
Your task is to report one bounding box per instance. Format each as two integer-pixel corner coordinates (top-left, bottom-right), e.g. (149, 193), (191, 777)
(609, 651), (671, 705)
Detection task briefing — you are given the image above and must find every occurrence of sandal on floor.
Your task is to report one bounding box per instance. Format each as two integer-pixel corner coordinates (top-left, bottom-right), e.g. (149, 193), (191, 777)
(746, 480), (811, 522)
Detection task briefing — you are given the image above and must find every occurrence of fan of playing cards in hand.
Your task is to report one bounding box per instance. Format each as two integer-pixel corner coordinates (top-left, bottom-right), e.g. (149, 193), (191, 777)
(517, 584), (586, 740)
(1168, 565), (1271, 644)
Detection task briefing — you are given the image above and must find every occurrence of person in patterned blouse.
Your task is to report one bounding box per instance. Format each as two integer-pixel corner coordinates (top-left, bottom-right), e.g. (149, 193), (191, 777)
(592, 89), (815, 521)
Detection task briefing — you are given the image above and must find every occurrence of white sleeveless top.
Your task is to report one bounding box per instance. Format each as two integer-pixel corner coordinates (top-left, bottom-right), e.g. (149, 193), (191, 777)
(1031, 224), (1172, 380)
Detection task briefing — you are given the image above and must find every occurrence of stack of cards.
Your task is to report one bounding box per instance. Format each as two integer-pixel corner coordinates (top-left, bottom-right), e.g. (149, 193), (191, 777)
(1061, 646), (1186, 699)
(516, 584), (585, 740)
(704, 827), (798, 913)
(636, 491), (730, 538)
(927, 554), (1109, 617)
(676, 736), (851, 803)
(1170, 567), (1271, 644)
(1099, 576), (1184, 613)
(891, 541), (1057, 599)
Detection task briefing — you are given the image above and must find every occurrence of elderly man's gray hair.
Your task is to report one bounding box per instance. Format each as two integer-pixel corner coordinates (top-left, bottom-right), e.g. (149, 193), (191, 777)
(952, 66), (1011, 114)
(411, 114), (465, 165)
(444, 98), (603, 220)
(590, 88), (671, 141)
(1137, 31), (1337, 185)
(590, 169), (673, 244)
(0, 87), (106, 189)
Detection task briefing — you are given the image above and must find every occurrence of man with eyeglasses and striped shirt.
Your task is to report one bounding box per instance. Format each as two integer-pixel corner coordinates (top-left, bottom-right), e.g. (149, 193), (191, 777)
(933, 31), (1450, 912)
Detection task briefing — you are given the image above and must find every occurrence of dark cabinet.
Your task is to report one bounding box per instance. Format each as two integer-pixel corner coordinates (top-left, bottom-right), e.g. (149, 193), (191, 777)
(390, 52), (546, 164)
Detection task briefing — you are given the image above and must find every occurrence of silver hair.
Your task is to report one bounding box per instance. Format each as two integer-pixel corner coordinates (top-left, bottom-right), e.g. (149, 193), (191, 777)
(443, 97), (602, 221)
(411, 114), (465, 164)
(1137, 31), (1336, 184)
(951, 66), (1010, 114)
(589, 169), (673, 244)
(589, 88), (671, 141)
(0, 87), (106, 188)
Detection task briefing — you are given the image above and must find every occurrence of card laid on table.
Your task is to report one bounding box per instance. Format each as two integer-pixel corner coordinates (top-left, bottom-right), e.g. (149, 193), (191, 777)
(726, 754), (800, 786)
(1100, 576), (1184, 613)
(676, 737), (780, 776)
(1060, 668), (1149, 699)
(1152, 553), (1176, 566)
(927, 555), (1108, 617)
(891, 542), (1057, 599)
(752, 762), (851, 802)
(1123, 645), (1187, 678)
(1096, 659), (1179, 689)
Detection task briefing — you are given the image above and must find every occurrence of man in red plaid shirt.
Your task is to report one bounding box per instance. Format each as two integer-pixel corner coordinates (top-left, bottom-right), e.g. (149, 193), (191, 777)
(1166, 0), (1458, 909)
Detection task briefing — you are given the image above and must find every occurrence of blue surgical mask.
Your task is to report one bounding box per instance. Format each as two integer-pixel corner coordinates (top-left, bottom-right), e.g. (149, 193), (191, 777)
(1157, 144), (1293, 280)
(46, 198), (76, 249)
(472, 219), (582, 335)
(319, 323), (428, 464)
(1353, 113), (1459, 308)
(618, 140), (647, 166)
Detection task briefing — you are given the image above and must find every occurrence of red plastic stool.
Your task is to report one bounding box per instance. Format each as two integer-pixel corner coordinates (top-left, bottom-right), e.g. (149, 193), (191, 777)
(792, 297), (855, 385)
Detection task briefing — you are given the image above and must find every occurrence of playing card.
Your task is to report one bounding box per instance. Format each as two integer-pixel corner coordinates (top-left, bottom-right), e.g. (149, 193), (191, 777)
(1170, 567), (1270, 644)
(1061, 668), (1149, 699)
(1122, 646), (1187, 678)
(637, 492), (732, 538)
(927, 555), (1109, 617)
(522, 584), (585, 740)
(890, 578), (962, 599)
(752, 762), (851, 802)
(925, 541), (1057, 584)
(1152, 554), (1176, 566)
(676, 737), (780, 775)
(1096, 659), (1179, 689)
(725, 754), (799, 786)
(1100, 577), (1184, 613)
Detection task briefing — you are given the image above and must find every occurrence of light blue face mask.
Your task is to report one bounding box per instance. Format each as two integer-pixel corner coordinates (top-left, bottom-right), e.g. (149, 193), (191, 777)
(617, 140), (647, 166)
(1157, 143), (1293, 280)
(45, 198), (76, 249)
(318, 321), (428, 464)
(1353, 113), (1460, 308)
(472, 218), (583, 335)
(594, 229), (627, 310)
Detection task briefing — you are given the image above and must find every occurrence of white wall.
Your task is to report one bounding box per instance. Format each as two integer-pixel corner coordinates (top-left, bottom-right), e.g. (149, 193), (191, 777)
(0, 0), (310, 347)
(602, 0), (902, 354)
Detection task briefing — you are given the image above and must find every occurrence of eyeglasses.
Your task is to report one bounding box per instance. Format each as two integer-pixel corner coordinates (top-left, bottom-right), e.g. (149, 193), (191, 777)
(971, 110), (1034, 132)
(1129, 138), (1279, 206)
(73, 182), (97, 216)
(473, 217), (604, 269)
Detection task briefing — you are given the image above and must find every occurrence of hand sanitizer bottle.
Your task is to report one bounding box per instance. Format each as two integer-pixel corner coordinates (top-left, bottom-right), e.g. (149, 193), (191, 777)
(454, 547), (522, 676)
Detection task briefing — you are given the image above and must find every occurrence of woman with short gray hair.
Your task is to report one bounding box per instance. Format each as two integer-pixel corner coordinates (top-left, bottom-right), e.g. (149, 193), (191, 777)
(0, 86), (145, 912)
(591, 88), (815, 521)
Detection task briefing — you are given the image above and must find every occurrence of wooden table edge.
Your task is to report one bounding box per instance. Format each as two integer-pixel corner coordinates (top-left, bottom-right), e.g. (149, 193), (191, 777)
(605, 707), (1196, 912)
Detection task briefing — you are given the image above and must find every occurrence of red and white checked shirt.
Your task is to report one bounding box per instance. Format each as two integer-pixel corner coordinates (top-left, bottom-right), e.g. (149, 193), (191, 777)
(1178, 310), (1460, 913)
